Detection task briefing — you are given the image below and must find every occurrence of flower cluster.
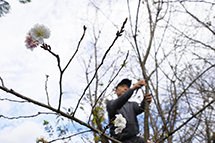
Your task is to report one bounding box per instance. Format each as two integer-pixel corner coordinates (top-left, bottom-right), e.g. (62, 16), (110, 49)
(114, 114), (126, 134)
(36, 137), (48, 143)
(25, 24), (51, 51)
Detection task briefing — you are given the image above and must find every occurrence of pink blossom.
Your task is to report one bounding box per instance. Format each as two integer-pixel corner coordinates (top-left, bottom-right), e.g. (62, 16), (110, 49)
(25, 24), (50, 51)
(25, 32), (39, 51)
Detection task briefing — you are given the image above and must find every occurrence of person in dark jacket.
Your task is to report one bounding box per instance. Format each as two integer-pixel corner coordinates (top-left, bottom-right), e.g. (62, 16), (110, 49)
(106, 79), (152, 143)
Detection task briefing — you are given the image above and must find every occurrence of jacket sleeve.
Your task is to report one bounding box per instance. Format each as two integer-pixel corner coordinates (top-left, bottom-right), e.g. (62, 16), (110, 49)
(106, 89), (134, 119)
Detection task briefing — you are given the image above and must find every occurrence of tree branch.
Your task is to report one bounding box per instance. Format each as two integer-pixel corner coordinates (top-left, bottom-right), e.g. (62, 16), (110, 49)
(168, 64), (215, 117)
(0, 112), (56, 120)
(0, 98), (27, 103)
(0, 85), (121, 143)
(180, 2), (215, 35)
(0, 76), (5, 87)
(161, 98), (215, 142)
(48, 130), (91, 143)
(87, 51), (129, 124)
(72, 18), (128, 117)
(45, 75), (51, 106)
(40, 26), (87, 111)
(62, 25), (87, 73)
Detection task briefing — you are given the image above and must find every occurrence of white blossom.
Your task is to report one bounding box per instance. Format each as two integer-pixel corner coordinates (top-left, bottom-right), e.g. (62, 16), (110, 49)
(25, 24), (51, 50)
(114, 114), (126, 134)
(30, 23), (51, 44)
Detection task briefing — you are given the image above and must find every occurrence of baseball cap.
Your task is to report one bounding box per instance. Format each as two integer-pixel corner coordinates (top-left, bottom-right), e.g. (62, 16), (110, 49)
(116, 78), (131, 89)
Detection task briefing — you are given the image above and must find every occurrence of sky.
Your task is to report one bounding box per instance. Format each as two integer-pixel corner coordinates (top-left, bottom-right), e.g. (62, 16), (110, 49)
(0, 0), (135, 142)
(1, 1), (214, 143)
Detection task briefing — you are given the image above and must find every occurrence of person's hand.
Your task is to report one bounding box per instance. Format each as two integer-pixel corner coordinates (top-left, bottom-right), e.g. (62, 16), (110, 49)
(144, 93), (152, 104)
(130, 80), (146, 90)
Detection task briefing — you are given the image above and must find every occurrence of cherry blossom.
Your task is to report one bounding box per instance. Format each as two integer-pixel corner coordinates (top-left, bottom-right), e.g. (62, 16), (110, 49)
(25, 24), (50, 50)
(30, 23), (50, 44)
(114, 114), (126, 134)
(25, 32), (39, 51)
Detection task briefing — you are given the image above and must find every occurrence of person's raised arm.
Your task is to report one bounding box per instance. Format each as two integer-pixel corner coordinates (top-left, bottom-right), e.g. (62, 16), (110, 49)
(130, 80), (146, 90)
(107, 80), (146, 118)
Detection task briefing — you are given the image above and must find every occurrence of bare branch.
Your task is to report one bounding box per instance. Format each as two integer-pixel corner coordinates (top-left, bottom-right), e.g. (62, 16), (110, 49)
(72, 18), (128, 117)
(40, 43), (63, 111)
(45, 75), (51, 106)
(0, 112), (56, 120)
(48, 130), (91, 143)
(180, 2), (215, 35)
(0, 98), (27, 103)
(161, 99), (215, 142)
(87, 51), (129, 124)
(40, 26), (87, 111)
(0, 85), (121, 143)
(57, 26), (86, 111)
(62, 25), (87, 73)
(165, 20), (215, 52)
(0, 76), (5, 87)
(168, 64), (215, 120)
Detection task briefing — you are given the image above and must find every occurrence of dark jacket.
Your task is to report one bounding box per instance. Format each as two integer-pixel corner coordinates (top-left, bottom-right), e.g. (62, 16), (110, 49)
(106, 89), (145, 141)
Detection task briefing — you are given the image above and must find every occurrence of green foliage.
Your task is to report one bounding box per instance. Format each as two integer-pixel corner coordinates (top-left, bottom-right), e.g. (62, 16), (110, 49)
(93, 136), (101, 142)
(67, 107), (74, 115)
(105, 99), (109, 104)
(57, 126), (67, 137)
(92, 106), (105, 129)
(0, 0), (31, 17)
(43, 120), (54, 137)
(93, 116), (98, 126)
(43, 120), (49, 125)
(36, 137), (48, 143)
(0, 0), (10, 17)
(80, 106), (84, 110)
(99, 83), (104, 86)
(19, 0), (31, 4)
(121, 61), (127, 67)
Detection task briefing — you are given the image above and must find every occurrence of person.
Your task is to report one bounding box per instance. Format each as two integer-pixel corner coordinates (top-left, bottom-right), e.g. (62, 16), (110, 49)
(106, 78), (152, 143)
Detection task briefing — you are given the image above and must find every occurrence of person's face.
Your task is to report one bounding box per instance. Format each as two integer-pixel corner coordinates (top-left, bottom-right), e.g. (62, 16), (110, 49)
(115, 84), (129, 97)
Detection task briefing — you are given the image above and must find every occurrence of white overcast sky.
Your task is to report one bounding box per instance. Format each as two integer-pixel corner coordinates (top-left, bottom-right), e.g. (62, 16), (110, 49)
(0, 0), (133, 143)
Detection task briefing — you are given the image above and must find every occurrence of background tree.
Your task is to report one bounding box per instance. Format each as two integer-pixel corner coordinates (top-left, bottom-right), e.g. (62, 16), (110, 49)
(105, 0), (215, 142)
(1, 0), (215, 143)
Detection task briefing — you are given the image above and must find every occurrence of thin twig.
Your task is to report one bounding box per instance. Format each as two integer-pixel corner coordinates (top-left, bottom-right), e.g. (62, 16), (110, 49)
(0, 98), (27, 103)
(87, 51), (129, 124)
(40, 43), (63, 111)
(62, 26), (87, 73)
(72, 18), (128, 117)
(0, 112), (56, 120)
(40, 26), (87, 111)
(168, 64), (215, 118)
(180, 2), (215, 35)
(48, 130), (91, 143)
(160, 99), (215, 142)
(57, 26), (87, 111)
(93, 51), (129, 109)
(0, 85), (121, 143)
(45, 75), (50, 106)
(0, 76), (4, 87)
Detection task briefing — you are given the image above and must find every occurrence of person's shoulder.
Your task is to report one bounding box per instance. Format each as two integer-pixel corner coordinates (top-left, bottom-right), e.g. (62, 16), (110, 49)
(106, 99), (114, 103)
(106, 99), (114, 106)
